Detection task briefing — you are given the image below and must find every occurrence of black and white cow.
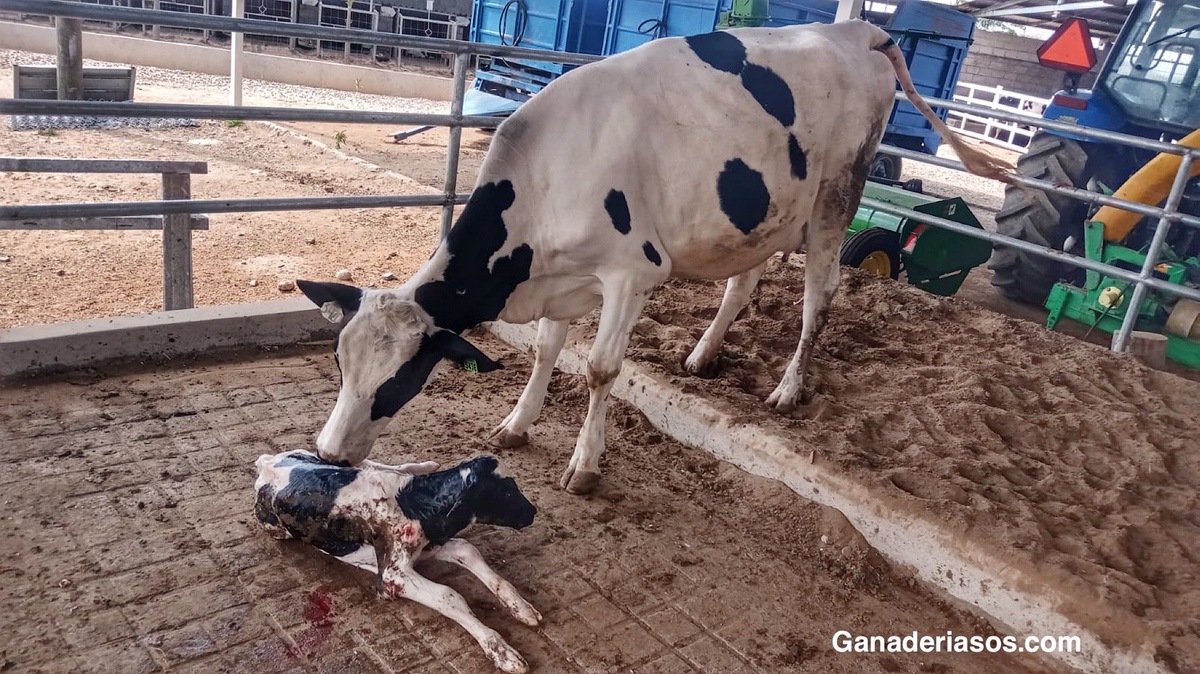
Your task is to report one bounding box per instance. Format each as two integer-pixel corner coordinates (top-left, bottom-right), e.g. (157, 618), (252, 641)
(254, 450), (540, 672)
(296, 20), (1011, 493)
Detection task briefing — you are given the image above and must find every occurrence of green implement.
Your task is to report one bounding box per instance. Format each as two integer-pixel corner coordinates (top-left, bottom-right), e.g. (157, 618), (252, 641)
(1044, 220), (1200, 368)
(840, 181), (992, 296)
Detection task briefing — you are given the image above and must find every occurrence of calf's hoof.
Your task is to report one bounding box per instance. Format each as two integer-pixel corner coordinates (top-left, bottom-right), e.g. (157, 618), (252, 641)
(483, 635), (528, 674)
(489, 428), (530, 449)
(509, 598), (542, 627)
(559, 465), (601, 495)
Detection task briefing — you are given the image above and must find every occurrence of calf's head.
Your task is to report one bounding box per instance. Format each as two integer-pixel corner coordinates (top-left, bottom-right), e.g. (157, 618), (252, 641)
(469, 456), (537, 529)
(298, 281), (502, 465)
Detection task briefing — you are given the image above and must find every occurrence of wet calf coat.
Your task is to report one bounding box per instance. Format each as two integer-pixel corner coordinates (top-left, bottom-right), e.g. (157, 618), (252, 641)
(254, 450), (541, 673)
(296, 20), (1011, 493)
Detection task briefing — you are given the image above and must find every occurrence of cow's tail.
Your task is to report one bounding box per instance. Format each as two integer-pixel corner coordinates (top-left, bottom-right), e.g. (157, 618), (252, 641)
(874, 37), (1015, 183)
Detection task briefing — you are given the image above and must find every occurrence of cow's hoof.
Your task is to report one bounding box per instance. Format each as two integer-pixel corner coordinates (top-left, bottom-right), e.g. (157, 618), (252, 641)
(490, 428), (529, 449)
(683, 353), (718, 378)
(766, 390), (799, 414)
(483, 635), (528, 674)
(559, 466), (601, 494)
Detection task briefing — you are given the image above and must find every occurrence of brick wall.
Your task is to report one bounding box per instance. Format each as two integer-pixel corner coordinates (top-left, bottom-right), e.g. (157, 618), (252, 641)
(960, 29), (1100, 99)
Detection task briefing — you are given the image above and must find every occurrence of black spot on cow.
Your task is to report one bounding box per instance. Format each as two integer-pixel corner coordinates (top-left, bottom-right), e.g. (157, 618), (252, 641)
(788, 134), (808, 180)
(717, 159), (771, 234)
(685, 31), (746, 75)
(370, 330), (503, 421)
(396, 456), (537, 546)
(740, 63), (794, 127)
(258, 454), (366, 557)
(414, 180), (533, 333)
(605, 189), (632, 235)
(642, 241), (662, 266)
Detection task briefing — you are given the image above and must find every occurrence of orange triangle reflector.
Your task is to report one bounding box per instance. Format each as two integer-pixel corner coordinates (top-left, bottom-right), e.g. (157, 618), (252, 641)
(1037, 17), (1097, 73)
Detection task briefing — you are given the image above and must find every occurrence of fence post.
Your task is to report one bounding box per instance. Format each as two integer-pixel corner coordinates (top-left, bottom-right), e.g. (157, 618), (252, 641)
(439, 52), (469, 240)
(231, 0), (245, 106)
(162, 173), (195, 311)
(55, 17), (83, 100)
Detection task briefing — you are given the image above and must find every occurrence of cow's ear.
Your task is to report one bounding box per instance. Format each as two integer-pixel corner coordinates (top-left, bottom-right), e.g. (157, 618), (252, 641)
(428, 329), (503, 372)
(297, 280), (363, 323)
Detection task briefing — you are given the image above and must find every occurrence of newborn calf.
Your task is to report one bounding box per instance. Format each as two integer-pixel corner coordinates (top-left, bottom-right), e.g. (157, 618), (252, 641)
(254, 450), (540, 673)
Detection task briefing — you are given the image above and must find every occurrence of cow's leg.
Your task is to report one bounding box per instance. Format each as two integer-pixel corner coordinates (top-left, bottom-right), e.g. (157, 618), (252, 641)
(684, 260), (769, 376)
(489, 318), (570, 448)
(383, 565), (528, 674)
(421, 538), (541, 626)
(361, 459), (440, 474)
(560, 280), (652, 494)
(767, 195), (852, 413)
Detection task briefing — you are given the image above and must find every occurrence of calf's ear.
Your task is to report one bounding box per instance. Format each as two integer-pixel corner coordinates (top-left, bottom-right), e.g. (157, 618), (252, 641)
(296, 280), (363, 323)
(428, 329), (503, 372)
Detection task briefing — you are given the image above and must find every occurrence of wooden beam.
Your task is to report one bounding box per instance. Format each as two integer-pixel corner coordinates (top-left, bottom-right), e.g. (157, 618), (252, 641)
(0, 157), (208, 174)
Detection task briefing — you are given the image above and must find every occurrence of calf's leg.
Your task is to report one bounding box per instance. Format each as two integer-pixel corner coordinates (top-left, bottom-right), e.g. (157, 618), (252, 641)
(489, 318), (570, 448)
(561, 278), (655, 494)
(422, 538), (541, 626)
(383, 565), (528, 674)
(684, 260), (769, 376)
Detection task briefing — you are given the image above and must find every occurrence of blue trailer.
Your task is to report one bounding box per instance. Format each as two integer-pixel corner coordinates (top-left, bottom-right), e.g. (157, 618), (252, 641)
(392, 0), (975, 181)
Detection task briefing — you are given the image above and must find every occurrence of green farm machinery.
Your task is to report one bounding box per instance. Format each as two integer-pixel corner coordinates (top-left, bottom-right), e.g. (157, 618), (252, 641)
(838, 181), (992, 296)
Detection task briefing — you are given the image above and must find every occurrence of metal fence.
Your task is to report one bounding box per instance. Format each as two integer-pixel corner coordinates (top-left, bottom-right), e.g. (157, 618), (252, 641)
(1, 0), (1198, 356)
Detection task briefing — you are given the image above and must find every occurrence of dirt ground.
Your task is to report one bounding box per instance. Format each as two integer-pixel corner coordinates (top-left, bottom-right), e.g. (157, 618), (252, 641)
(575, 263), (1200, 671)
(0, 338), (1051, 673)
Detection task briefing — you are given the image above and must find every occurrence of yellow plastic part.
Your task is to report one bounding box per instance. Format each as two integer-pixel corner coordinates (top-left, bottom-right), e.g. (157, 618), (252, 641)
(1096, 128), (1200, 242)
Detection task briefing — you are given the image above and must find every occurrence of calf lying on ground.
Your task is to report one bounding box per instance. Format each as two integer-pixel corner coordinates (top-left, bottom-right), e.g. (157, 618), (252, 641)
(254, 450), (540, 673)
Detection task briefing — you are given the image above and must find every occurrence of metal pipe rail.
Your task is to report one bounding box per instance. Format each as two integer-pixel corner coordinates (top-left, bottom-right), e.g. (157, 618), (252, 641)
(0, 194), (470, 221)
(891, 91), (1200, 159)
(0, 0), (605, 66)
(0, 99), (505, 128)
(878, 143), (1200, 231)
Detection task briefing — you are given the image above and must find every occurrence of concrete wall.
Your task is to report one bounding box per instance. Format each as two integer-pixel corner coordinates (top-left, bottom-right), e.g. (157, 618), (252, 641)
(960, 29), (1100, 99)
(0, 20), (452, 101)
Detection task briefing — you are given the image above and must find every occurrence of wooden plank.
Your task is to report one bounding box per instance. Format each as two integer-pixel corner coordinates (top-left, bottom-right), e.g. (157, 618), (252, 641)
(0, 158), (209, 174)
(20, 77), (135, 91)
(15, 66), (136, 77)
(0, 214), (209, 231)
(162, 174), (195, 311)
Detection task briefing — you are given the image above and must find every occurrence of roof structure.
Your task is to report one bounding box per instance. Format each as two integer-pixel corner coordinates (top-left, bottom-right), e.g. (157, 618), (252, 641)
(954, 0), (1135, 39)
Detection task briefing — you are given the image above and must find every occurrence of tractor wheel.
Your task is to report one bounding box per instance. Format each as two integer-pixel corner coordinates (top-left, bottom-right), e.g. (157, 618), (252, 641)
(841, 228), (902, 280)
(870, 153), (903, 182)
(989, 131), (1092, 305)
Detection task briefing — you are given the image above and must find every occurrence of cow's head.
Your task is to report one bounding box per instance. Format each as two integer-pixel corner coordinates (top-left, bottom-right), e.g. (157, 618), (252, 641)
(298, 280), (502, 465)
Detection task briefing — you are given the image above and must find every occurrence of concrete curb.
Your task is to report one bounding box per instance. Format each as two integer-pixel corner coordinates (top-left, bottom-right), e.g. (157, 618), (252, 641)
(0, 298), (334, 378)
(487, 320), (1166, 674)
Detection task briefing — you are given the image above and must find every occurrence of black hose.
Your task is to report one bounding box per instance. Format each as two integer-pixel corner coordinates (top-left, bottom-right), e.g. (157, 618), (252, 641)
(499, 0), (527, 47)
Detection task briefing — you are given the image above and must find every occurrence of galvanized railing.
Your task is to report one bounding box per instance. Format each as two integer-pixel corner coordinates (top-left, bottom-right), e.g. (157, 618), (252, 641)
(1, 0), (1198, 356)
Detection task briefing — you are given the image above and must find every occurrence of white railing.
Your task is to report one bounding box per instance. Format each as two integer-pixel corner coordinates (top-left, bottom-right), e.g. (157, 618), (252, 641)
(945, 82), (1050, 153)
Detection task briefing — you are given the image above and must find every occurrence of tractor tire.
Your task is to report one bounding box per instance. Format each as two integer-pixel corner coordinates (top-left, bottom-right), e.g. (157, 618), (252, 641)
(841, 227), (902, 280)
(989, 131), (1091, 305)
(870, 153), (903, 182)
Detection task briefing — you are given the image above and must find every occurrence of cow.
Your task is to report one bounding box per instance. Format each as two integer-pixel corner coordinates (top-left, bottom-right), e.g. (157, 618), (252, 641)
(296, 20), (1012, 494)
(254, 450), (540, 673)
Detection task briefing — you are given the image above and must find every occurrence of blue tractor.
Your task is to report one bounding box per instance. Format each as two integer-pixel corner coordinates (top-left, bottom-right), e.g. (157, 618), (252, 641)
(988, 0), (1200, 307)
